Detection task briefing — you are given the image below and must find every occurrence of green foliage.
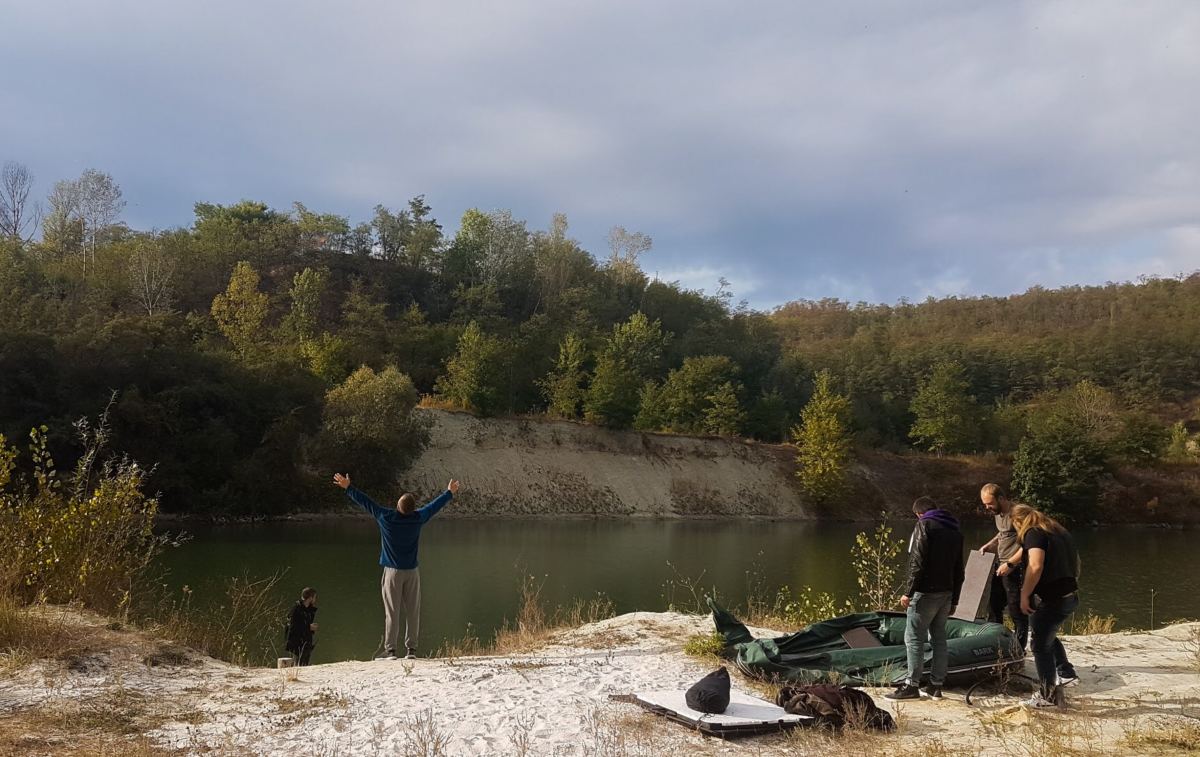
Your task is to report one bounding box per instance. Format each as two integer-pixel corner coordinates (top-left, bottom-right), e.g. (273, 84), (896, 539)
(300, 331), (351, 384)
(540, 332), (588, 419)
(211, 261), (269, 358)
(1111, 412), (1170, 466)
(318, 366), (431, 492)
(5, 180), (1200, 520)
(435, 321), (510, 416)
(584, 313), (669, 428)
(682, 632), (725, 658)
(792, 371), (852, 504)
(772, 585), (854, 627)
(703, 382), (745, 436)
(909, 360), (979, 454)
(852, 519), (905, 610)
(634, 355), (742, 434)
(1012, 425), (1108, 523)
(283, 267), (328, 342)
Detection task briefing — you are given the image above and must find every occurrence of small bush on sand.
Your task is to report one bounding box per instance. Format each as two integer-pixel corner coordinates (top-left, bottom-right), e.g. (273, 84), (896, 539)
(683, 632), (725, 659)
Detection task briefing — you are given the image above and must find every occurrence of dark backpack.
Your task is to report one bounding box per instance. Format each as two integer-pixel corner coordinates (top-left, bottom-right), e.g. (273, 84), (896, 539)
(685, 666), (731, 714)
(776, 684), (895, 731)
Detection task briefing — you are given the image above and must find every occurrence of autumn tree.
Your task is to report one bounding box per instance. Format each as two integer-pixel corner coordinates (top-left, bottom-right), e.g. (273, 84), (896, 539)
(792, 370), (852, 504)
(211, 261), (269, 358)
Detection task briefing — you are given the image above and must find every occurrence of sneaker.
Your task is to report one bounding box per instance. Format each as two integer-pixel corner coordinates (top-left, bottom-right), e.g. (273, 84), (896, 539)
(885, 683), (922, 701)
(375, 650), (398, 661)
(1056, 672), (1079, 687)
(922, 683), (943, 699)
(404, 648), (417, 660)
(1022, 693), (1059, 709)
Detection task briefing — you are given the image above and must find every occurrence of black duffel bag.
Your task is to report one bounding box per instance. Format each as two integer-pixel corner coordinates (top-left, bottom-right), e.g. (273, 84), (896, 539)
(685, 666), (731, 714)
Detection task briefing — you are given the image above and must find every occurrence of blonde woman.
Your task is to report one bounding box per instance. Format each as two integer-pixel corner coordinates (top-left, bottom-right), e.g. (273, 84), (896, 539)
(1011, 504), (1081, 707)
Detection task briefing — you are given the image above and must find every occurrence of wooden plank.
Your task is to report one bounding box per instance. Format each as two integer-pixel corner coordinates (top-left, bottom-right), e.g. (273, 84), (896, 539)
(951, 550), (996, 621)
(841, 626), (883, 648)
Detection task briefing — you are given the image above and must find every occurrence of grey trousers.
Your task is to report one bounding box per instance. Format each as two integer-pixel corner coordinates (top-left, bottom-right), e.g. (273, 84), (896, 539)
(381, 567), (421, 653)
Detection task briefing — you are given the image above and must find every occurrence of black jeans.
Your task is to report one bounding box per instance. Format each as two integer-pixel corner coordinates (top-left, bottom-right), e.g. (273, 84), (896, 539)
(987, 569), (1029, 654)
(1029, 592), (1079, 694)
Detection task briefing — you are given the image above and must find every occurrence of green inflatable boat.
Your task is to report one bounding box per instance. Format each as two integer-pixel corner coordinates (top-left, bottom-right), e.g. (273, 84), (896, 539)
(710, 600), (1021, 686)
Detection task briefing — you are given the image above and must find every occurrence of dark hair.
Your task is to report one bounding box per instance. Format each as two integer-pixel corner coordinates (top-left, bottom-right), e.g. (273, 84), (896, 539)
(300, 587), (317, 600)
(912, 496), (937, 514)
(398, 493), (417, 514)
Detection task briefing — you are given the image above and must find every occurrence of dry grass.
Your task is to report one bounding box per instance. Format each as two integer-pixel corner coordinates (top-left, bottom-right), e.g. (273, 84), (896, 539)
(1067, 611), (1117, 635)
(399, 708), (452, 757)
(0, 597), (96, 669)
(0, 688), (187, 756)
(436, 574), (615, 658)
(1121, 717), (1200, 752)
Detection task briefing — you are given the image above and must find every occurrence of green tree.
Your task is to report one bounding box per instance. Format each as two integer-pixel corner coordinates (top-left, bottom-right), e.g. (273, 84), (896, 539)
(909, 360), (978, 454)
(300, 332), (350, 384)
(539, 332), (588, 419)
(584, 313), (669, 427)
(792, 371), (852, 504)
(434, 321), (509, 416)
(317, 366), (430, 492)
(211, 260), (269, 358)
(703, 381), (745, 436)
(634, 355), (743, 434)
(283, 267), (328, 342)
(1011, 424), (1107, 523)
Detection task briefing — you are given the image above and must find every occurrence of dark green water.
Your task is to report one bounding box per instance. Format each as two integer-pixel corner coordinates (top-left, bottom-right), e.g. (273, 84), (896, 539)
(157, 519), (1200, 664)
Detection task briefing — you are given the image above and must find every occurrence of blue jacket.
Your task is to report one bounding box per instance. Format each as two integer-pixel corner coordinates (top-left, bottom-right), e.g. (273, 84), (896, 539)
(346, 487), (453, 569)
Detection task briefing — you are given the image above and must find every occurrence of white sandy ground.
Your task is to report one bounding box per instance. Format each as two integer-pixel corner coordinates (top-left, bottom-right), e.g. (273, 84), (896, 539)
(1, 611), (1198, 756)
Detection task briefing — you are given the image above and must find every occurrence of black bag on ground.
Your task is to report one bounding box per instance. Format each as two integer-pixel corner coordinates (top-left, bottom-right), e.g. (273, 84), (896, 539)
(685, 666), (731, 714)
(776, 684), (895, 732)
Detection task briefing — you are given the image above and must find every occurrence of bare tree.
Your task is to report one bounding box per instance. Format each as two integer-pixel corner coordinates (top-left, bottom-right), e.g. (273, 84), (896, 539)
(44, 177), (85, 256)
(78, 169), (125, 261)
(42, 169), (125, 275)
(606, 225), (652, 284)
(0, 161), (41, 242)
(127, 238), (175, 315)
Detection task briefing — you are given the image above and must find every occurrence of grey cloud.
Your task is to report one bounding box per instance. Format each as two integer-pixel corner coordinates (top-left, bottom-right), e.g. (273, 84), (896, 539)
(3, 1), (1198, 307)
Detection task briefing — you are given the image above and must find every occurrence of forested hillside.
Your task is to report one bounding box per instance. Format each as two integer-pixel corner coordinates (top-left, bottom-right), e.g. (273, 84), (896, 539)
(1, 163), (1197, 517)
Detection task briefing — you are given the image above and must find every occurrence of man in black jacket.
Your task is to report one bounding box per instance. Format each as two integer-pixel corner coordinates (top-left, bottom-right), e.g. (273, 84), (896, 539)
(886, 497), (965, 700)
(286, 587), (319, 666)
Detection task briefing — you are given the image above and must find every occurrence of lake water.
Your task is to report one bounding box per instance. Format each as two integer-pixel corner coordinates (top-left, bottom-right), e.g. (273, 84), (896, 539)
(158, 519), (1200, 665)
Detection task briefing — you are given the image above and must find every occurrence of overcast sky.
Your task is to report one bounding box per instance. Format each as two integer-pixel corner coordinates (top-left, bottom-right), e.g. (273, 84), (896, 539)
(3, 1), (1198, 308)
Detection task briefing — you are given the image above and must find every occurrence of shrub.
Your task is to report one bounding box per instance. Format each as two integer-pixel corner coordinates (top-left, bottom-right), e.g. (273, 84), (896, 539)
(0, 418), (163, 615)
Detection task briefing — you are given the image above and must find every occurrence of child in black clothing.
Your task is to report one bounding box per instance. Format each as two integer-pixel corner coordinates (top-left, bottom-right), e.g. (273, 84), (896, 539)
(286, 587), (319, 666)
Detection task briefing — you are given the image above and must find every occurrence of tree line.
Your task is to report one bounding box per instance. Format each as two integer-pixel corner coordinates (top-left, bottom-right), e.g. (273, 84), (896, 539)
(1, 160), (1197, 517)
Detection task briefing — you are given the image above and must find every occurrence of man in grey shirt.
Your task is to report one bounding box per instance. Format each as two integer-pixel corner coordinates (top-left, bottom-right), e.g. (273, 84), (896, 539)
(979, 483), (1027, 654)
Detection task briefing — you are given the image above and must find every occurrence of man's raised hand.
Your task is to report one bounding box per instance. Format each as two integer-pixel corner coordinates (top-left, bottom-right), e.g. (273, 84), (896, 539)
(333, 473), (351, 490)
(447, 479), (461, 495)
